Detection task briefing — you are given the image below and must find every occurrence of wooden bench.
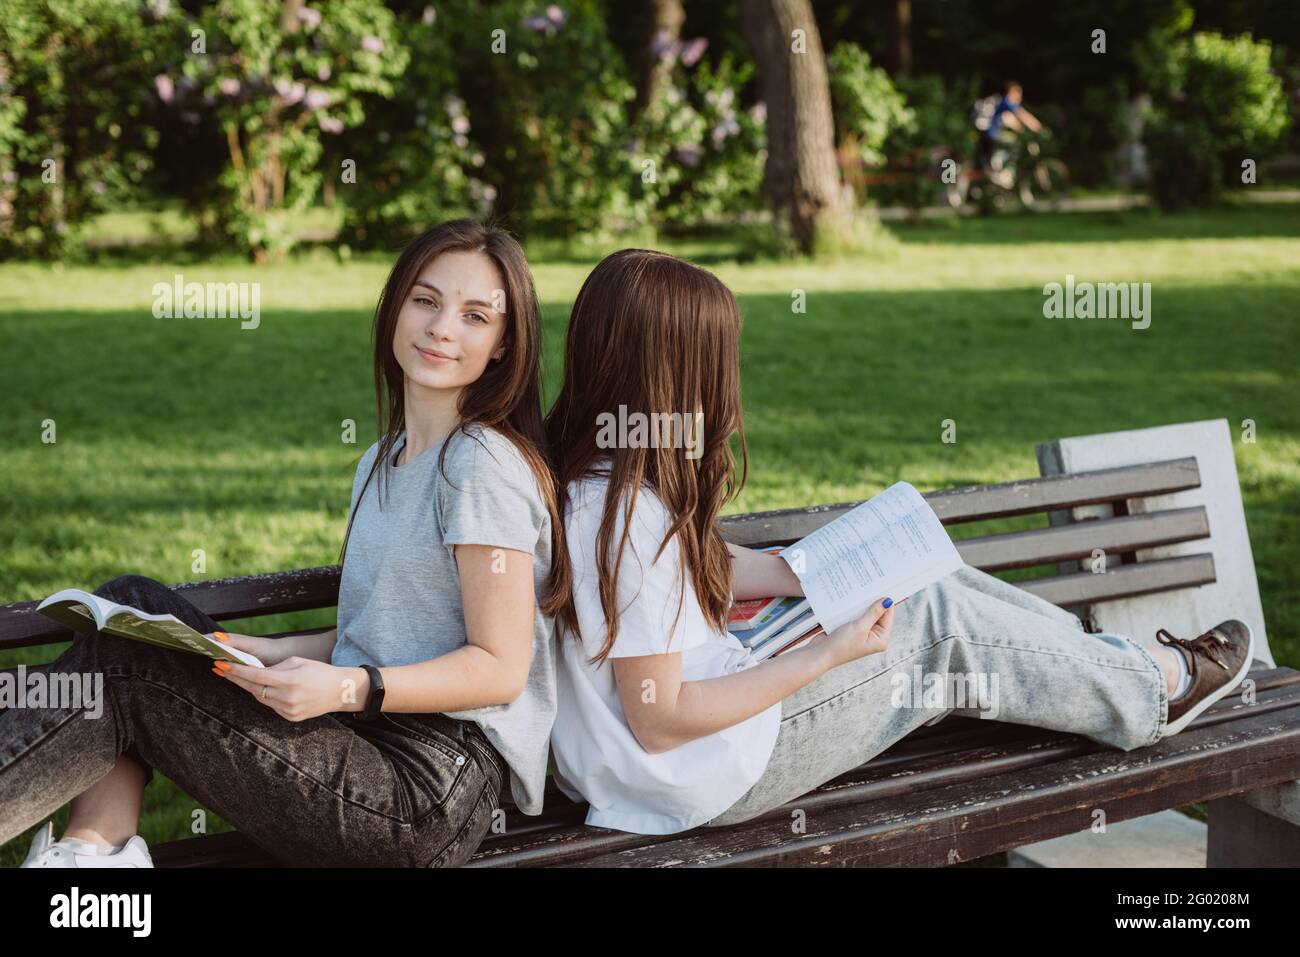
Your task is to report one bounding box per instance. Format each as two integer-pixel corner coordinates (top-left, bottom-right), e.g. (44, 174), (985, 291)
(4, 454), (1298, 867)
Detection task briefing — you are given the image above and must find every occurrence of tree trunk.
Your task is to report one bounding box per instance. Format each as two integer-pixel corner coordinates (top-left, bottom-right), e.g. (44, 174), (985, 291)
(739, 0), (848, 254)
(631, 0), (685, 121)
(887, 0), (912, 77)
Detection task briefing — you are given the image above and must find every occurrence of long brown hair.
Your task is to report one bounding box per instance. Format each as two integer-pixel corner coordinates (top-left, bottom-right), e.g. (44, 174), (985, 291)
(339, 218), (560, 572)
(543, 249), (748, 662)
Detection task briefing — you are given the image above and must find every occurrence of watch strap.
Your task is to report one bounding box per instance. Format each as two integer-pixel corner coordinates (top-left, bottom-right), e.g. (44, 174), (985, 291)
(359, 664), (385, 721)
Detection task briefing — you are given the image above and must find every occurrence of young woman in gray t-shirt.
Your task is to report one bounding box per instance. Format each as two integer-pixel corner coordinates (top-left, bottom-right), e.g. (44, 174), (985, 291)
(7, 220), (562, 868)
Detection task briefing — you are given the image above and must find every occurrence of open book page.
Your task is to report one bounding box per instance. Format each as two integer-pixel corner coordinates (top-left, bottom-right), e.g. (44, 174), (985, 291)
(37, 589), (264, 667)
(779, 481), (964, 634)
(36, 589), (120, 632)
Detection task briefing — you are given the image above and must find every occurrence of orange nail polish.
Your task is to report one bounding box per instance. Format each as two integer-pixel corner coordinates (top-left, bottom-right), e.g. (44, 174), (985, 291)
(214, 632), (228, 643)
(214, 660), (231, 672)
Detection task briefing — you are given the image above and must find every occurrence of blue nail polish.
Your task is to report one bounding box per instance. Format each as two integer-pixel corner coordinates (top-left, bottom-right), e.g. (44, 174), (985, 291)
(882, 597), (893, 608)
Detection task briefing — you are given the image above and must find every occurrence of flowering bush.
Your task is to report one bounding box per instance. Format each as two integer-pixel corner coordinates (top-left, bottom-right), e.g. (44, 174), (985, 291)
(337, 4), (485, 247)
(640, 53), (766, 227)
(164, 0), (407, 259)
(438, 0), (639, 237)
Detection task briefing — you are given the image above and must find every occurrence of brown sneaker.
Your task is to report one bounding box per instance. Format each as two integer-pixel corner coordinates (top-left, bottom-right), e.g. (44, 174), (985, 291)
(1159, 620), (1255, 736)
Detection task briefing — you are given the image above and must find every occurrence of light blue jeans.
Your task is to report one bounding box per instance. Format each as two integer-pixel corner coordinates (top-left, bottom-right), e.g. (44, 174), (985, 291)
(704, 564), (1168, 826)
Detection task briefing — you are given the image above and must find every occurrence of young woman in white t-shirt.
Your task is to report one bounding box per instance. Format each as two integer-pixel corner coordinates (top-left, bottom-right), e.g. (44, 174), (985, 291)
(542, 249), (1216, 836)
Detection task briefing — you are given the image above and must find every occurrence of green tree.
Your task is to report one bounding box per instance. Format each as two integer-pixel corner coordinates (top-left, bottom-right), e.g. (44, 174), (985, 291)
(0, 0), (172, 258)
(1140, 30), (1290, 208)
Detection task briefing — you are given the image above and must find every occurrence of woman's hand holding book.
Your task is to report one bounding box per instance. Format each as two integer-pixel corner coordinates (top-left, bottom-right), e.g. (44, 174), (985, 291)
(816, 597), (895, 669)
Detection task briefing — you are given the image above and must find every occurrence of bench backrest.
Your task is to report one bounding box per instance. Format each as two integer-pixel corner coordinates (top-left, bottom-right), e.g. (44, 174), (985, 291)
(0, 457), (1211, 654)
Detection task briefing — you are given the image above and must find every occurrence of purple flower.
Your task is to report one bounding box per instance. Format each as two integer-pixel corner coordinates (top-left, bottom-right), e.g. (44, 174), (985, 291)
(650, 29), (677, 62)
(3, 170), (18, 184)
(523, 16), (549, 32)
(91, 181), (107, 195)
(317, 64), (331, 81)
(362, 36), (385, 54)
(297, 7), (322, 29)
(680, 37), (708, 67)
(319, 115), (344, 134)
(275, 79), (306, 105)
(451, 115), (470, 134)
(675, 144), (704, 167)
(422, 6), (437, 26)
(711, 117), (740, 148)
(218, 78), (241, 96)
(154, 75), (174, 103)
(304, 88), (331, 110)
(546, 5), (566, 26)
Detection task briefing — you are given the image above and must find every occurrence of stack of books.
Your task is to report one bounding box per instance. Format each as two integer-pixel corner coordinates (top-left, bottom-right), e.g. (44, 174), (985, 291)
(728, 595), (824, 661)
(726, 547), (825, 661)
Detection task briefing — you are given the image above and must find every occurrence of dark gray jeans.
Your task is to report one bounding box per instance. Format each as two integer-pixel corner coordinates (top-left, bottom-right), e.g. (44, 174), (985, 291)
(0, 575), (506, 867)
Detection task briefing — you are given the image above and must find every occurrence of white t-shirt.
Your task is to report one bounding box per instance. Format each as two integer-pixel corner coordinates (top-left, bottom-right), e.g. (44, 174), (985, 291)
(550, 473), (782, 834)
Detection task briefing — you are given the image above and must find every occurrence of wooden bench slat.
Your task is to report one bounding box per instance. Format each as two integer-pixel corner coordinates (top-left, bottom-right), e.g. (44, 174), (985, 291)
(1017, 553), (1215, 606)
(955, 506), (1209, 571)
(0, 566), (343, 650)
(719, 457), (1202, 547)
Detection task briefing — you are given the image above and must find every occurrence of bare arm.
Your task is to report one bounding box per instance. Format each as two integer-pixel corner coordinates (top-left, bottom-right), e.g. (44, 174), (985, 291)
(611, 598), (894, 754)
(212, 544), (537, 719)
(362, 543), (536, 712)
(1016, 107), (1043, 133)
(209, 627), (337, 665)
(277, 628), (337, 662)
(726, 541), (803, 600)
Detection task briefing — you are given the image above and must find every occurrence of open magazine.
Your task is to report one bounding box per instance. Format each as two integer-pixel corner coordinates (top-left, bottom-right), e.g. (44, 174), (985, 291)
(37, 588), (264, 668)
(729, 481), (964, 660)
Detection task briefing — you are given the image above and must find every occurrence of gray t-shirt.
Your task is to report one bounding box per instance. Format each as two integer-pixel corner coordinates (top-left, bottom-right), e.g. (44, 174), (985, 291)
(332, 424), (556, 816)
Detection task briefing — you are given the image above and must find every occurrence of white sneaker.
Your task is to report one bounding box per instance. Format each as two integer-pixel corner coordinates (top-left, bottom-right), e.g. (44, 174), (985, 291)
(20, 821), (154, 868)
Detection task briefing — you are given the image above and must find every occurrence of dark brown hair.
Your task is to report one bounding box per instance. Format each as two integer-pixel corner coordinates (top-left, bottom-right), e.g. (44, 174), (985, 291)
(339, 218), (560, 575)
(543, 249), (748, 662)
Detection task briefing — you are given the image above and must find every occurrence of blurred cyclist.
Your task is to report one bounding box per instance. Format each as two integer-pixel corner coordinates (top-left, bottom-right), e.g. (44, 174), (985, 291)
(973, 81), (1044, 188)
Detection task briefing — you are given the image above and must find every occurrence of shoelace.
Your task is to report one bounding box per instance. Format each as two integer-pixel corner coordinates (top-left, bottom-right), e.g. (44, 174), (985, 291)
(1156, 627), (1231, 674)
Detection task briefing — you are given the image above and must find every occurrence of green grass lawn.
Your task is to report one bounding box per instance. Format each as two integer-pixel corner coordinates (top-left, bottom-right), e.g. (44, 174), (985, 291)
(1, 202), (1297, 864)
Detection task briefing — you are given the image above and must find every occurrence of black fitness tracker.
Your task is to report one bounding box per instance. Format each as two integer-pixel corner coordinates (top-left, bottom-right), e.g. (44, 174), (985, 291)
(358, 664), (385, 721)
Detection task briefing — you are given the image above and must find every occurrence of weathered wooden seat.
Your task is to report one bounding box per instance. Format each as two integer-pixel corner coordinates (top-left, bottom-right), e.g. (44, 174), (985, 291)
(5, 453), (1298, 867)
